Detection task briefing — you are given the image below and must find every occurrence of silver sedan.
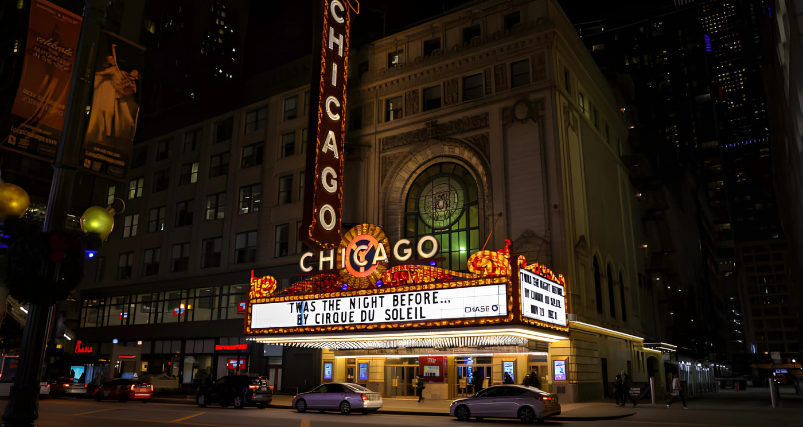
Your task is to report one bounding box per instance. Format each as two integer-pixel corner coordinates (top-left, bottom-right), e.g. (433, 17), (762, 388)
(450, 385), (561, 423)
(293, 382), (383, 415)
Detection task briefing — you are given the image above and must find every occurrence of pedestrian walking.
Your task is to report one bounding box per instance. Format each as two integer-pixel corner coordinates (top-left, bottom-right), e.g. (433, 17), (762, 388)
(529, 368), (541, 389)
(614, 374), (624, 406)
(667, 372), (688, 409)
(620, 370), (638, 407)
(415, 375), (425, 402)
(504, 372), (514, 384)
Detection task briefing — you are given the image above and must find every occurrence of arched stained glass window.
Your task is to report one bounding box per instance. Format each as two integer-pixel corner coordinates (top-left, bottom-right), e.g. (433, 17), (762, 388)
(405, 163), (480, 272)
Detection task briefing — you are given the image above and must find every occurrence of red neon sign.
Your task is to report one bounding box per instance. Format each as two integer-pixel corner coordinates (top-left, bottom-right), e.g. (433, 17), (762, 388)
(74, 340), (93, 354)
(118, 355), (136, 359)
(237, 301), (247, 313)
(215, 344), (247, 351)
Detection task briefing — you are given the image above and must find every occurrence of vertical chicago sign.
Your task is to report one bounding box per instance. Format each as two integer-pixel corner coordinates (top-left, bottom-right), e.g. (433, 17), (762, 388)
(300, 0), (360, 250)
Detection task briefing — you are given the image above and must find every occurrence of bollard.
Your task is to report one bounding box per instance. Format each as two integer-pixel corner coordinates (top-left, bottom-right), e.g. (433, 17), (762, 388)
(650, 377), (656, 405)
(769, 379), (779, 408)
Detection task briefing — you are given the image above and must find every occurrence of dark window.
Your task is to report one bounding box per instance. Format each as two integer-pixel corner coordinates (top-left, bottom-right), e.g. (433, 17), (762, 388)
(283, 96), (298, 121)
(388, 49), (403, 68)
(201, 237), (222, 268)
(511, 59), (530, 87)
(358, 61), (369, 78)
(142, 248), (160, 276)
(205, 193), (226, 220)
(128, 177), (144, 199)
(594, 257), (603, 313)
(564, 67), (571, 93)
(463, 25), (481, 44)
(298, 171), (305, 202)
(303, 91), (309, 116)
(619, 272), (627, 322)
(156, 138), (171, 161)
(123, 214), (139, 238)
(215, 117), (233, 144)
(171, 243), (190, 272)
(183, 129), (201, 152)
(209, 152), (229, 177)
(152, 169), (169, 193)
(234, 231), (257, 263)
(238, 183), (261, 214)
(131, 147), (148, 168)
(504, 11), (521, 31)
(423, 85), (442, 111)
(281, 132), (295, 157)
(241, 143), (264, 168)
(118, 252), (133, 279)
(386, 96), (402, 121)
(275, 224), (289, 257)
(245, 108), (267, 134)
(175, 200), (193, 227)
(148, 206), (166, 233)
(278, 175), (292, 205)
(179, 162), (199, 185)
(424, 38), (441, 56)
(349, 106), (362, 130)
(301, 128), (308, 153)
(463, 73), (483, 101)
(607, 265), (616, 318)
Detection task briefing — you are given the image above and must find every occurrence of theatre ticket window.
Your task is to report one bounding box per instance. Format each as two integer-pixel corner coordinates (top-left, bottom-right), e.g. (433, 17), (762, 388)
(405, 163), (481, 272)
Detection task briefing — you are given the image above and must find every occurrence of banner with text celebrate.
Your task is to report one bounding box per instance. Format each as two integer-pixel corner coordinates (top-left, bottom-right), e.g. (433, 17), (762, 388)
(300, 0), (359, 251)
(2, 0), (82, 161)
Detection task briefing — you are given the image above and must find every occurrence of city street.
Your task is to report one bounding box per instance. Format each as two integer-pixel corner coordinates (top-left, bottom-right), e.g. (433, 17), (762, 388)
(10, 387), (803, 427)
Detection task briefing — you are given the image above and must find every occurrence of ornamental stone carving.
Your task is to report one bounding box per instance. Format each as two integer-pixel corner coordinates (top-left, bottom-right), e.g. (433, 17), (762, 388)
(380, 113), (489, 151)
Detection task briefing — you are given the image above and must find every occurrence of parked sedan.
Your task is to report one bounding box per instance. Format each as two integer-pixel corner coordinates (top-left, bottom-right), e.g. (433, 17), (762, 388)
(450, 385), (561, 423)
(293, 383), (382, 414)
(196, 375), (272, 409)
(49, 378), (88, 397)
(93, 379), (153, 402)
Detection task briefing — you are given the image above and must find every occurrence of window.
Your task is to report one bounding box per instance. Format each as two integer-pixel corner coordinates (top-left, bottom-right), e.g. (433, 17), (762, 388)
(463, 25), (481, 44)
(281, 132), (295, 157)
(179, 162), (199, 185)
(128, 177), (144, 199)
(234, 231), (257, 263)
(209, 152), (229, 177)
(511, 59), (530, 87)
(564, 67), (571, 93)
(388, 49), (403, 68)
(171, 243), (190, 272)
(358, 61), (369, 78)
(148, 207), (166, 233)
(205, 193), (226, 220)
(123, 214), (139, 238)
(591, 105), (599, 129)
(298, 171), (305, 202)
(245, 108), (267, 134)
(607, 265), (616, 318)
(95, 257), (105, 283)
(283, 96), (298, 121)
(152, 169), (169, 193)
(241, 143), (264, 168)
(183, 129), (201, 152)
(201, 237), (222, 268)
(301, 128), (308, 153)
(275, 224), (289, 257)
(463, 73), (483, 101)
(386, 96), (402, 121)
(118, 252), (134, 279)
(156, 138), (171, 161)
(404, 163), (480, 272)
(605, 123), (611, 145)
(504, 11), (521, 31)
(175, 200), (193, 227)
(423, 85), (441, 111)
(349, 107), (362, 130)
(278, 175), (292, 205)
(579, 92), (588, 117)
(424, 38), (441, 56)
(142, 248), (160, 276)
(215, 117), (233, 144)
(131, 146), (147, 168)
(303, 91), (310, 116)
(594, 257), (603, 313)
(619, 272), (627, 322)
(106, 185), (116, 205)
(238, 183), (261, 214)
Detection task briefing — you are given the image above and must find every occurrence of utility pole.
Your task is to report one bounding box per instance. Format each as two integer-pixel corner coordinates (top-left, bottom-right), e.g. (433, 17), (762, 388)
(2, 1), (109, 425)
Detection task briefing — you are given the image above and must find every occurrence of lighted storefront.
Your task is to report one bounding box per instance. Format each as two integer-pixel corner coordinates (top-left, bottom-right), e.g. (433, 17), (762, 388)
(246, 223), (570, 399)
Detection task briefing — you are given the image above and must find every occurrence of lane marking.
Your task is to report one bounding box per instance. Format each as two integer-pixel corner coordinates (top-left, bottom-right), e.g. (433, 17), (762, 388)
(300, 419), (310, 427)
(171, 412), (205, 423)
(74, 408), (116, 416)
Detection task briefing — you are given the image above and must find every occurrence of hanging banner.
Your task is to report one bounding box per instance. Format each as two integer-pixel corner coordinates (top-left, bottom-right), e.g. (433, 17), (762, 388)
(2, 0), (82, 161)
(81, 31), (145, 179)
(300, 0), (360, 251)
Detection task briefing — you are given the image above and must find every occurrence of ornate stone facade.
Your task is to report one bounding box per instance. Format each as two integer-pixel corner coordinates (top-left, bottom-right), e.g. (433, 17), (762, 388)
(379, 113), (489, 151)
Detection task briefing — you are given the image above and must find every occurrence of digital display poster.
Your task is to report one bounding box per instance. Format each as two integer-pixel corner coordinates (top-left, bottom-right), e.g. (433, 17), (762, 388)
(520, 269), (567, 326)
(323, 362), (333, 380)
(250, 284), (507, 329)
(503, 361), (514, 382)
(554, 360), (566, 381)
(358, 363), (368, 381)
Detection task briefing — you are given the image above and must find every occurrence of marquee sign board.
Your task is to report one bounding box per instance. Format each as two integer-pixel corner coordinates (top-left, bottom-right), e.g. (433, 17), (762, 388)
(300, 0), (360, 250)
(520, 269), (567, 327)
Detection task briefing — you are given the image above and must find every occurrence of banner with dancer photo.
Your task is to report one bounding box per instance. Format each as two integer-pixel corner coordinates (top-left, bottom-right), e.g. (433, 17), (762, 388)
(82, 31), (144, 179)
(2, 0), (82, 161)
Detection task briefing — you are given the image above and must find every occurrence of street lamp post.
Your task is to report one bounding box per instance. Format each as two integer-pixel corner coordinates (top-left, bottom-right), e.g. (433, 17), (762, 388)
(2, 1), (110, 426)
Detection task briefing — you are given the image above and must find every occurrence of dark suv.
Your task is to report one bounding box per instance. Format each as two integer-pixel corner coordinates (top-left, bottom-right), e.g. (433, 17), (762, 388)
(196, 375), (272, 409)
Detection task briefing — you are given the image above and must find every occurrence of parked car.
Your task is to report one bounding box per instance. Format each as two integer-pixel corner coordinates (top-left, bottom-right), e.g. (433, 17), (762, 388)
(293, 382), (383, 415)
(196, 375), (272, 409)
(93, 379), (153, 402)
(449, 385), (561, 423)
(49, 378), (88, 397)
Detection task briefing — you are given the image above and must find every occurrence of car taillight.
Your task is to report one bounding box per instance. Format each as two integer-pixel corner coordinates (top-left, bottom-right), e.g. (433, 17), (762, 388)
(62, 383), (70, 387)
(151, 385), (154, 391)
(248, 385), (259, 389)
(361, 393), (368, 401)
(84, 384), (87, 388)
(538, 396), (554, 401)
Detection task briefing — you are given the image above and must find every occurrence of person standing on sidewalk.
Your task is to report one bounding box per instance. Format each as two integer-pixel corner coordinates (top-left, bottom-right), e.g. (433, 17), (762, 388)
(614, 374), (624, 406)
(415, 376), (425, 402)
(667, 371), (688, 409)
(620, 370), (638, 407)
